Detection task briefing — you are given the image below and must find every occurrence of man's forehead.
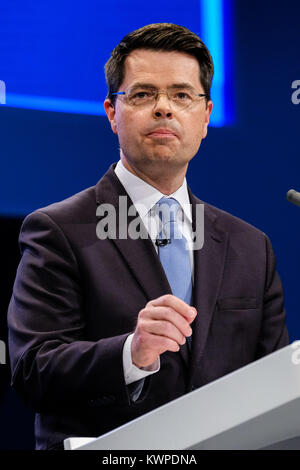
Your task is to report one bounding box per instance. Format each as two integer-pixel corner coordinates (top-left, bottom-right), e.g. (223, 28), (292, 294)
(122, 49), (202, 88)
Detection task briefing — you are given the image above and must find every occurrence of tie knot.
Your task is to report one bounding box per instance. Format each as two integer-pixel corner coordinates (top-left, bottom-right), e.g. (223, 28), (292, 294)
(156, 197), (180, 224)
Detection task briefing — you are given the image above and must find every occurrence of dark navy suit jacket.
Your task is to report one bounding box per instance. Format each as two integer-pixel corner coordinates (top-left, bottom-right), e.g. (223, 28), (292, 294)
(7, 163), (289, 450)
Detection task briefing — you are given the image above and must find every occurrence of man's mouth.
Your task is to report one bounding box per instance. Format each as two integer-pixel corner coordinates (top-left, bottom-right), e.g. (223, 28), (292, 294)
(147, 128), (177, 139)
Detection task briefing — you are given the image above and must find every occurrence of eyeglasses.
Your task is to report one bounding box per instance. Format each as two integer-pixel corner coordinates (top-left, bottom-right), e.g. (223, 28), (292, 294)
(112, 87), (206, 110)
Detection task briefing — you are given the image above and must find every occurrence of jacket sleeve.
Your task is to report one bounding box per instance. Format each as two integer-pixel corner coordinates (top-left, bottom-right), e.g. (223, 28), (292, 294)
(255, 234), (289, 359)
(7, 210), (132, 412)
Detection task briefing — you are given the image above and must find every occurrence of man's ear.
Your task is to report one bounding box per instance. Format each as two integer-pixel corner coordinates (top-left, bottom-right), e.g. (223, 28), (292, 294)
(202, 100), (213, 139)
(104, 99), (118, 134)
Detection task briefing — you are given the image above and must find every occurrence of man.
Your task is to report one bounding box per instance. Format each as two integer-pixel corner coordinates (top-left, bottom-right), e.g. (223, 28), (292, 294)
(7, 23), (289, 450)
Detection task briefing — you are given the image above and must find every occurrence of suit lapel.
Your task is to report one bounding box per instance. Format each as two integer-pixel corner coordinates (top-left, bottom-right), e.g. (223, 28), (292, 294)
(94, 165), (228, 371)
(188, 190), (229, 382)
(95, 164), (172, 302)
(95, 164), (190, 366)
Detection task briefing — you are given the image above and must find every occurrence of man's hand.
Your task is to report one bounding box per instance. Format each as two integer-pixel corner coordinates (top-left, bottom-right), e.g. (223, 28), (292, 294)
(131, 294), (197, 369)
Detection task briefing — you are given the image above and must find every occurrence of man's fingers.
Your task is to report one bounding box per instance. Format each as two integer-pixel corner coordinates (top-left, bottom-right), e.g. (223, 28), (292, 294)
(143, 306), (192, 338)
(140, 331), (181, 354)
(156, 335), (181, 354)
(147, 294), (197, 323)
(141, 318), (186, 346)
(133, 294), (197, 368)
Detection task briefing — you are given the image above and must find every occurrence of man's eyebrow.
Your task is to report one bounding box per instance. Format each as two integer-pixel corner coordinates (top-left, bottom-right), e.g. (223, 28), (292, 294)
(128, 82), (196, 91)
(129, 82), (157, 90)
(168, 83), (196, 91)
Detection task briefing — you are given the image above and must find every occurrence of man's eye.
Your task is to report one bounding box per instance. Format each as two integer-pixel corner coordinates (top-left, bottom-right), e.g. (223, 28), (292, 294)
(132, 91), (151, 99)
(174, 92), (191, 100)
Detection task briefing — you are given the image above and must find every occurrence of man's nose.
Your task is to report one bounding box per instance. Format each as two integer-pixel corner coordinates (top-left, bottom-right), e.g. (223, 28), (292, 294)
(152, 92), (173, 119)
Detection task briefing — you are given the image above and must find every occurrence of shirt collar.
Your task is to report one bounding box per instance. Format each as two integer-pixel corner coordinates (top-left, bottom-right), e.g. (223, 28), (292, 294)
(114, 159), (192, 223)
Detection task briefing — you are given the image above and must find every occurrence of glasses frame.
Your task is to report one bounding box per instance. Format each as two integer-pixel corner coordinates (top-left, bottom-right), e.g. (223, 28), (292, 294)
(111, 88), (207, 109)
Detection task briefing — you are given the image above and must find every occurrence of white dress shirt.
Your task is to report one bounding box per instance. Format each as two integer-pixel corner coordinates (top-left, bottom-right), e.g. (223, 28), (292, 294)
(114, 159), (194, 386)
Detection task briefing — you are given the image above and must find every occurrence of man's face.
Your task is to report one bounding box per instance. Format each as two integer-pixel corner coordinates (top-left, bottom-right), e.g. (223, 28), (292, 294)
(105, 49), (213, 172)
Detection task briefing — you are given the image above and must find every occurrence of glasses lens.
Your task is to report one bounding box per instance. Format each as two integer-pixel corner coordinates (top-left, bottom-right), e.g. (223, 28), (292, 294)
(128, 89), (155, 106)
(125, 88), (203, 109)
(170, 90), (194, 109)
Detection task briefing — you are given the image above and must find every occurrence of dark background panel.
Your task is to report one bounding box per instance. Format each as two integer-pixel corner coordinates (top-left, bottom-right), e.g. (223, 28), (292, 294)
(0, 217), (35, 449)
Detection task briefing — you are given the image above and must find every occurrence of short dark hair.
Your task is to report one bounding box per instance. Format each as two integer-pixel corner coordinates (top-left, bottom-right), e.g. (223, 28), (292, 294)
(105, 23), (214, 106)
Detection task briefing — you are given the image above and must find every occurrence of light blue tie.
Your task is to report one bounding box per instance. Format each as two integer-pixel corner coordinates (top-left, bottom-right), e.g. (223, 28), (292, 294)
(156, 197), (193, 307)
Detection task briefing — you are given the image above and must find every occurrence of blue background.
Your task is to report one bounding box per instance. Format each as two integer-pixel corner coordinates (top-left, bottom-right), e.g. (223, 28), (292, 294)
(0, 0), (233, 123)
(0, 0), (300, 449)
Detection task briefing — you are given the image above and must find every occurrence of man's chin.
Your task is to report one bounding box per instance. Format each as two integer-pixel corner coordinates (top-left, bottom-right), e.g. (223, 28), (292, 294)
(146, 154), (188, 167)
(141, 149), (178, 161)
